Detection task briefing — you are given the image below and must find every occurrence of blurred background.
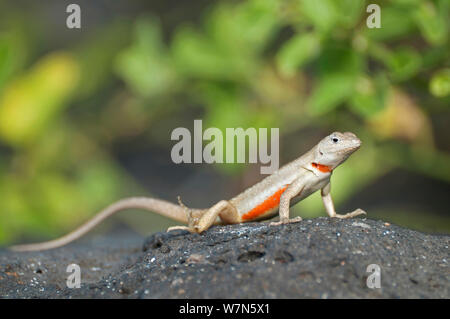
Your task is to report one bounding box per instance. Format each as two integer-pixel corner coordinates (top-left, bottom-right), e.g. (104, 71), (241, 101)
(0, 0), (449, 246)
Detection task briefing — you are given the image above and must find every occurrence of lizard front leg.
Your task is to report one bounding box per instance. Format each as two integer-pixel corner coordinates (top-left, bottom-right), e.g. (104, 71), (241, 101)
(321, 183), (366, 219)
(270, 178), (305, 226)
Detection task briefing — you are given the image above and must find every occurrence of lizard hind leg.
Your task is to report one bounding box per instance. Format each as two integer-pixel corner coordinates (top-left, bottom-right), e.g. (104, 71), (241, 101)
(166, 196), (201, 233)
(177, 196), (201, 227)
(167, 199), (240, 234)
(195, 200), (240, 233)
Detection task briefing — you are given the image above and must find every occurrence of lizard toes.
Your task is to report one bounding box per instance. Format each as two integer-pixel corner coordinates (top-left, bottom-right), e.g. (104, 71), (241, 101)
(269, 220), (284, 226)
(167, 225), (197, 233)
(270, 217), (302, 226)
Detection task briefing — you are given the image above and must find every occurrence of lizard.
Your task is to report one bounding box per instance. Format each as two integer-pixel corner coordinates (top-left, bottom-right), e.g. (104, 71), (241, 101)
(9, 131), (366, 252)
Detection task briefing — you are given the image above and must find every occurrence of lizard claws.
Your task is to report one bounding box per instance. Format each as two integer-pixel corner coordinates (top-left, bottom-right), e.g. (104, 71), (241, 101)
(270, 216), (303, 226)
(177, 196), (199, 226)
(334, 208), (367, 219)
(167, 225), (197, 233)
(176, 196), (201, 232)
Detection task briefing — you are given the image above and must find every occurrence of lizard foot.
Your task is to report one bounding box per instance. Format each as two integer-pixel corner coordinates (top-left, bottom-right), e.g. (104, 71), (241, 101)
(177, 195), (200, 229)
(333, 208), (367, 219)
(270, 216), (303, 226)
(167, 225), (197, 233)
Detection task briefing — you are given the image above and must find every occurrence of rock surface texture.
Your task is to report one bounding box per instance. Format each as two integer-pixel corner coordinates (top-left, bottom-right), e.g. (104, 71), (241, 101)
(0, 218), (449, 298)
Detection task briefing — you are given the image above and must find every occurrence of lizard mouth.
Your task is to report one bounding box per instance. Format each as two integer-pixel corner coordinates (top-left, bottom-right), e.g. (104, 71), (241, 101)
(344, 143), (361, 154)
(349, 138), (362, 151)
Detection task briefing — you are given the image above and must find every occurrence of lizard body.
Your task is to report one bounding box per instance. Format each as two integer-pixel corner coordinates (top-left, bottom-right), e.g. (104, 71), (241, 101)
(10, 132), (366, 252)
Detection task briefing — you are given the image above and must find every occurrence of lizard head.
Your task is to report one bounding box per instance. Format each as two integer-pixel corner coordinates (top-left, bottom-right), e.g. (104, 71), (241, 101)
(314, 132), (361, 169)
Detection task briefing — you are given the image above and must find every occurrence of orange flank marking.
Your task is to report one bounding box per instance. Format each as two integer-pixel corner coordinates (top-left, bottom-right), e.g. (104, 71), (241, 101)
(312, 162), (332, 173)
(242, 185), (289, 221)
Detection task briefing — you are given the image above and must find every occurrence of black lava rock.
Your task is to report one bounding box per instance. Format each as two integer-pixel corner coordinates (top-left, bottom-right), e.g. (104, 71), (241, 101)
(1, 218), (448, 298)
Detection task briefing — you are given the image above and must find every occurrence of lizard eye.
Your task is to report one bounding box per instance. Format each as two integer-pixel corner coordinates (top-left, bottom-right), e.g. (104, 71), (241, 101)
(331, 137), (339, 143)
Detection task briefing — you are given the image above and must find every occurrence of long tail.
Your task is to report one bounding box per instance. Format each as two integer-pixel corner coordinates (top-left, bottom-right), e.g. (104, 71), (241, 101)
(9, 197), (200, 252)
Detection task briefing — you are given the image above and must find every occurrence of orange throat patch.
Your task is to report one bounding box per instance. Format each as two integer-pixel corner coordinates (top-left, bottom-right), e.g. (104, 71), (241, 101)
(241, 185), (289, 221)
(311, 162), (332, 173)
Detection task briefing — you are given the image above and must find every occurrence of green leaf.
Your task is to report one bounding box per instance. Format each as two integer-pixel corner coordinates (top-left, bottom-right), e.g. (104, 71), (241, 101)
(77, 160), (122, 207)
(349, 75), (389, 118)
(0, 52), (79, 146)
(307, 73), (354, 115)
(364, 6), (416, 41)
(430, 69), (450, 97)
(236, 0), (281, 51)
(387, 48), (422, 81)
(76, 21), (130, 98)
(172, 27), (250, 81)
(0, 38), (13, 90)
(308, 46), (363, 115)
(300, 0), (338, 33)
(172, 1), (280, 82)
(115, 17), (178, 97)
(413, 0), (448, 46)
(0, 31), (27, 92)
(206, 0), (280, 54)
(276, 33), (320, 77)
(317, 46), (363, 76)
(334, 0), (365, 29)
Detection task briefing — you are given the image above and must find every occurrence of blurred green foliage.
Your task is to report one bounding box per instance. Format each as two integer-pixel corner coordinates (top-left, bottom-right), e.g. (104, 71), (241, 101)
(0, 0), (449, 243)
